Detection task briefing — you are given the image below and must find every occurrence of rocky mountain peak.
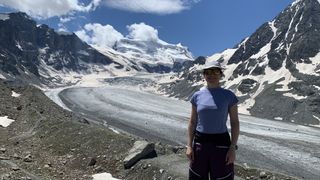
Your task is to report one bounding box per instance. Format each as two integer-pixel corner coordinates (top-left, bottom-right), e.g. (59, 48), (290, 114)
(95, 36), (194, 73)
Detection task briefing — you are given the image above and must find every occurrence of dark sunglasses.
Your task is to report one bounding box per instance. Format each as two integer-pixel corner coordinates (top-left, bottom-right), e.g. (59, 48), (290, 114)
(203, 69), (221, 75)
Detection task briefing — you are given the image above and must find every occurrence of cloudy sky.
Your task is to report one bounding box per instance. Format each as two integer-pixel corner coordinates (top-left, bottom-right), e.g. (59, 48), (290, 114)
(0, 0), (293, 57)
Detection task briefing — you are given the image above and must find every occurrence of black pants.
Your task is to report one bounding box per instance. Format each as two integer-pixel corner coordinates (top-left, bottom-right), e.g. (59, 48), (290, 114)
(189, 131), (234, 180)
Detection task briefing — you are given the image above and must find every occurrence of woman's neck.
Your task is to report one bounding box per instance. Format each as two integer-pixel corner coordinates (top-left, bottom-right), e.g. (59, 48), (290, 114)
(207, 83), (220, 89)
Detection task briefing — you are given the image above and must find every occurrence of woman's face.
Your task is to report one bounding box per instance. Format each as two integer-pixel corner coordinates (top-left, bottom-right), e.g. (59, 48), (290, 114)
(203, 68), (222, 83)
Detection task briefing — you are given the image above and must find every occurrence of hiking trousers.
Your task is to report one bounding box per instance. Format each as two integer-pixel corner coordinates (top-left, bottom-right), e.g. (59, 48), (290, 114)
(189, 131), (234, 180)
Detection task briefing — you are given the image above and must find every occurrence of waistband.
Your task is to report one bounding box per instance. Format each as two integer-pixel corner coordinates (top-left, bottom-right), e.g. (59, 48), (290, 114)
(194, 131), (231, 145)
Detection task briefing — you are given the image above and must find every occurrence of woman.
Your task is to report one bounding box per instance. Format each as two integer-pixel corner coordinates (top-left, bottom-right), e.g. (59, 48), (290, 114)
(186, 60), (240, 180)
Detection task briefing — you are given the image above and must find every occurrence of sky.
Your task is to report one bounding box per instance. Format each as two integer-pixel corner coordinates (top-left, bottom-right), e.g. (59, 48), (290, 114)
(0, 0), (294, 57)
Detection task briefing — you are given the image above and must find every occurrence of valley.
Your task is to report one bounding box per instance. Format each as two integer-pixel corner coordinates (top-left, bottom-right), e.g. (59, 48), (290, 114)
(46, 75), (320, 180)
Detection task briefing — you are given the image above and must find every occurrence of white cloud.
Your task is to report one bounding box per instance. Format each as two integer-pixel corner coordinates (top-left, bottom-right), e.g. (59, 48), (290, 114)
(127, 23), (159, 42)
(75, 22), (163, 48)
(58, 17), (75, 32)
(104, 0), (197, 14)
(60, 16), (74, 23)
(75, 23), (124, 48)
(0, 0), (102, 19)
(0, 0), (199, 18)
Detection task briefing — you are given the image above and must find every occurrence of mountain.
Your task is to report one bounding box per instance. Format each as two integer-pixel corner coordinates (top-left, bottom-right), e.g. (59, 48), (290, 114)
(0, 12), (124, 87)
(0, 12), (195, 87)
(89, 37), (194, 74)
(112, 38), (193, 72)
(161, 0), (320, 126)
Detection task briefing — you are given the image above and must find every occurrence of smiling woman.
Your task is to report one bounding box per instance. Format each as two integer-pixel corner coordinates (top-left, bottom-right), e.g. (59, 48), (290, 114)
(186, 60), (239, 180)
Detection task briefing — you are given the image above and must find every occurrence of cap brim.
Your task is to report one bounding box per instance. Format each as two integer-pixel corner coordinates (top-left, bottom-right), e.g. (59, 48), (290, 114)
(202, 65), (225, 70)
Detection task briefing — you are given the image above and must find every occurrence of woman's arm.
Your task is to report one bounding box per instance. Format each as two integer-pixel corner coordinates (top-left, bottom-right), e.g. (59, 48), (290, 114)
(226, 104), (240, 165)
(229, 104), (239, 147)
(186, 105), (197, 161)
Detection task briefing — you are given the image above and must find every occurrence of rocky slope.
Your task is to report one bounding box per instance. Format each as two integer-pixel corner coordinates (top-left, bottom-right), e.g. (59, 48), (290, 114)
(0, 79), (299, 180)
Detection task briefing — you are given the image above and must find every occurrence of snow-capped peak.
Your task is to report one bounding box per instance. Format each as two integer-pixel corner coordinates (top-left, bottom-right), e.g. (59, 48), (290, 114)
(93, 37), (194, 73)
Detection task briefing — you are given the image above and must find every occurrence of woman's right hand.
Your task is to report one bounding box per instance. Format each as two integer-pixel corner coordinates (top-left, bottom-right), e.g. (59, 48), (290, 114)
(186, 146), (194, 161)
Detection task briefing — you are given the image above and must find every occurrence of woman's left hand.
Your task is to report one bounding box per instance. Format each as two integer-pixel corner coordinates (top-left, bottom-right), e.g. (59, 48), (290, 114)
(225, 148), (236, 165)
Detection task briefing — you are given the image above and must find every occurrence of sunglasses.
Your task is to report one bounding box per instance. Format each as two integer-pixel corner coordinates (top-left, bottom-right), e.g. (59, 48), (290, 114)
(203, 69), (221, 75)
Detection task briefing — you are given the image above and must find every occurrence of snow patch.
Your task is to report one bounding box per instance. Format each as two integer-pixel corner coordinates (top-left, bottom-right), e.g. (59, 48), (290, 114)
(312, 115), (320, 128)
(16, 41), (23, 50)
(292, 0), (303, 7)
(250, 42), (271, 59)
(11, 91), (21, 97)
(108, 127), (120, 134)
(92, 172), (121, 180)
(283, 92), (307, 100)
(269, 20), (278, 35)
(0, 73), (6, 79)
(77, 50), (89, 56)
(0, 14), (9, 21)
(313, 115), (320, 121)
(313, 85), (320, 90)
(207, 48), (237, 66)
(0, 116), (15, 127)
(38, 47), (49, 54)
(274, 117), (283, 121)
(296, 52), (320, 76)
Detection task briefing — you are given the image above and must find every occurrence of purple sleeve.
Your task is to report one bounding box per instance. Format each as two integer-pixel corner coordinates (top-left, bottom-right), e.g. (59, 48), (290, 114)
(229, 91), (238, 107)
(190, 93), (197, 107)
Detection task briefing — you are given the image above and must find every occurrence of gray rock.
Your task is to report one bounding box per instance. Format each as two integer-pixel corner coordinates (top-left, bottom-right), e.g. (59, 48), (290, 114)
(260, 171), (267, 178)
(123, 140), (155, 169)
(0, 148), (6, 153)
(23, 154), (32, 162)
(88, 157), (97, 166)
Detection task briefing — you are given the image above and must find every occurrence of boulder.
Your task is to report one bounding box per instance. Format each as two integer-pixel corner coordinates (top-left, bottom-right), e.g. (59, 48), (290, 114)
(123, 140), (155, 169)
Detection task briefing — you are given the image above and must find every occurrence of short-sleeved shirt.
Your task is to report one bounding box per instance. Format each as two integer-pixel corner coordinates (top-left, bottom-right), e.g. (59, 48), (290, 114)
(190, 87), (238, 134)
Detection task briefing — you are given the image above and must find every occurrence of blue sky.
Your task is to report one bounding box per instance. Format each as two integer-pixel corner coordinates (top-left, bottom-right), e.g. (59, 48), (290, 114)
(0, 0), (294, 57)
